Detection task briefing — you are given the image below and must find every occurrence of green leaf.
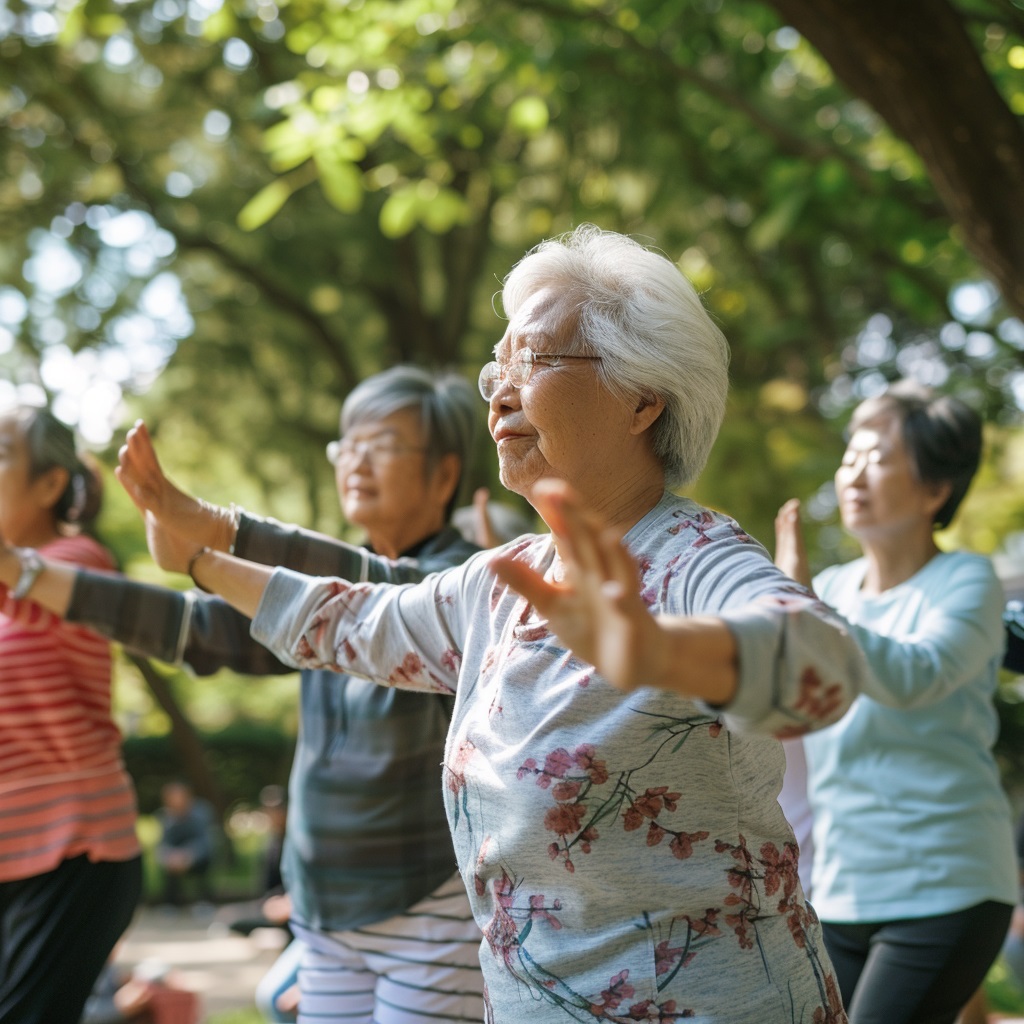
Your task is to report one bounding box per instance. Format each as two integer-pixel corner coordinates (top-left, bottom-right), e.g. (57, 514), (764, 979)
(747, 190), (810, 252)
(236, 179), (294, 231)
(314, 153), (363, 213)
(379, 186), (419, 238)
(420, 188), (472, 233)
(508, 96), (549, 135)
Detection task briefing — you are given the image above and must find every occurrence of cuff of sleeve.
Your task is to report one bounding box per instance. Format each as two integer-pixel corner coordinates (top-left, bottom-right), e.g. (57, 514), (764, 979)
(233, 511), (258, 560)
(250, 567), (319, 659)
(694, 606), (781, 729)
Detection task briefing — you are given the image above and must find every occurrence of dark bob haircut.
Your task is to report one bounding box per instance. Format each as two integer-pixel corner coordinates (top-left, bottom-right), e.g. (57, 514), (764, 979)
(850, 380), (982, 531)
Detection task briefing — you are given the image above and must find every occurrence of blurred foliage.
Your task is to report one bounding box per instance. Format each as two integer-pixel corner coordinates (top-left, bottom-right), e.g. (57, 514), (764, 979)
(1, 0), (1024, 730)
(123, 722), (295, 813)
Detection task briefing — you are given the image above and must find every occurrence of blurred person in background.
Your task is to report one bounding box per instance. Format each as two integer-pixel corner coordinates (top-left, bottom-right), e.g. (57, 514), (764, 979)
(0, 367), (485, 1024)
(0, 404), (141, 1024)
(774, 381), (1016, 1024)
(154, 780), (215, 908)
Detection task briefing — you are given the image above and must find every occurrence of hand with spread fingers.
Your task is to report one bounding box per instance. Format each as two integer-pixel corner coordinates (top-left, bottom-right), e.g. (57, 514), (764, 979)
(491, 481), (665, 694)
(116, 420), (236, 573)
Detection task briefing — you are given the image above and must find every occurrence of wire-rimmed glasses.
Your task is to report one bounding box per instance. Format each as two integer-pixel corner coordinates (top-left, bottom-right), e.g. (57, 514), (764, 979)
(326, 436), (427, 467)
(478, 347), (601, 400)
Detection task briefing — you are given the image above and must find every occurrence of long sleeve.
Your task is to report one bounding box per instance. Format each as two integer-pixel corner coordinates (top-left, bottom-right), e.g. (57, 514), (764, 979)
(250, 551), (488, 692)
(66, 573), (295, 676)
(813, 553), (1005, 710)
(236, 514), (477, 582)
(657, 513), (874, 738)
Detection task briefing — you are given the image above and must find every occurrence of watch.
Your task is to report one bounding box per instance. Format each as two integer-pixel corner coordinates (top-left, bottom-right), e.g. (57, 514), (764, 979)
(12, 548), (44, 601)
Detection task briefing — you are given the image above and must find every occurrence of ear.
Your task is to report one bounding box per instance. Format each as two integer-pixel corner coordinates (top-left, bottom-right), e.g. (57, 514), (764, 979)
(629, 394), (666, 436)
(31, 466), (70, 513)
(431, 452), (463, 508)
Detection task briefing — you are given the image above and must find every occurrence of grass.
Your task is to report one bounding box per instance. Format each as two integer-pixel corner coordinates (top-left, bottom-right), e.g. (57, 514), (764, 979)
(208, 1012), (265, 1024)
(984, 957), (1024, 1015)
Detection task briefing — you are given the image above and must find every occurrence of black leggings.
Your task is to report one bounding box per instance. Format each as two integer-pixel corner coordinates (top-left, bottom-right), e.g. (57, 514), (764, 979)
(823, 900), (1013, 1024)
(0, 854), (142, 1024)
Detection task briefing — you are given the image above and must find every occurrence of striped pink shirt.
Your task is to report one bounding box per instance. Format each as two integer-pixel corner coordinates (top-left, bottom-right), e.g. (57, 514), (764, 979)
(0, 534), (140, 882)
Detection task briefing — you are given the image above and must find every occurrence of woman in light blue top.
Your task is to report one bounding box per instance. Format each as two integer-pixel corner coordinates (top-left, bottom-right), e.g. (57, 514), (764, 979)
(775, 381), (1017, 1024)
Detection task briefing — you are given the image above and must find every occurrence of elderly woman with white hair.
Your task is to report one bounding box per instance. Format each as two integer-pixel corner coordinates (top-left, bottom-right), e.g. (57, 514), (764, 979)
(117, 225), (873, 1023)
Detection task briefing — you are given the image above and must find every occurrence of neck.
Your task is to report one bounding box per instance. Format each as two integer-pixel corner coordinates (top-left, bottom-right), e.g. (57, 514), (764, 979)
(11, 522), (61, 549)
(859, 530), (940, 595)
(558, 470), (666, 548)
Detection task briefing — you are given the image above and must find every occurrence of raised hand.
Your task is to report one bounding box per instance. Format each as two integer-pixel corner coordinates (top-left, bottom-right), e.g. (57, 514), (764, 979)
(471, 487), (502, 549)
(115, 421), (236, 574)
(490, 480), (667, 692)
(774, 498), (812, 588)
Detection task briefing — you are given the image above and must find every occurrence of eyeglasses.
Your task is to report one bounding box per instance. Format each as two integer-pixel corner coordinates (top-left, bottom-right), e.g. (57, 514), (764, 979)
(326, 437), (427, 466)
(478, 347), (602, 400)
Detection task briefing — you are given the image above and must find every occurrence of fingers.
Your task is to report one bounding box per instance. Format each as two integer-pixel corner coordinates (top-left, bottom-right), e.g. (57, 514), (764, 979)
(490, 554), (561, 616)
(114, 463), (153, 514)
(117, 421), (163, 513)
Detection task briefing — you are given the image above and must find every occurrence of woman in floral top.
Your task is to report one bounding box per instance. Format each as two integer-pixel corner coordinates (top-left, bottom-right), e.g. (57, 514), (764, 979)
(120, 226), (875, 1023)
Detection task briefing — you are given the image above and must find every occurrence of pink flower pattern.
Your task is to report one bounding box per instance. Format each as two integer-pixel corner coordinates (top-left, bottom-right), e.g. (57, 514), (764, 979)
(276, 496), (858, 1021)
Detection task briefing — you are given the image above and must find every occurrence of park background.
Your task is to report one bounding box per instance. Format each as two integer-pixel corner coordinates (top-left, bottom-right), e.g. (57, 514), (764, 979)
(2, 0), (1024, 1016)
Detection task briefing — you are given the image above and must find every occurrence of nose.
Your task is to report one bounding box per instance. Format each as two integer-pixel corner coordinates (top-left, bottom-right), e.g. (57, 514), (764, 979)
(838, 454), (868, 485)
(488, 375), (520, 416)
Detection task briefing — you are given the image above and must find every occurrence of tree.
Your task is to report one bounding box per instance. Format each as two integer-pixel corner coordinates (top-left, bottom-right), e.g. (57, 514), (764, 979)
(0, 0), (1021, 545)
(768, 0), (1024, 321)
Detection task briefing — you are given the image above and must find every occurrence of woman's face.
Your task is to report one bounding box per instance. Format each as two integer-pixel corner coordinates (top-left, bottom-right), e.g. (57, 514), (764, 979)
(487, 287), (641, 502)
(834, 406), (946, 542)
(334, 406), (454, 550)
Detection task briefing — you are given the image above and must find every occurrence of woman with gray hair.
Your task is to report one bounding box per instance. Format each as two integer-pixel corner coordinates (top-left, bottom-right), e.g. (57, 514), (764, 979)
(0, 405), (142, 1024)
(116, 225), (875, 1022)
(0, 368), (486, 1024)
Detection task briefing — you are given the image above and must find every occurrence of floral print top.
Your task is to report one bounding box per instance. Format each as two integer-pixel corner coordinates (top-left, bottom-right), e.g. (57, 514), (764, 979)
(252, 492), (871, 1023)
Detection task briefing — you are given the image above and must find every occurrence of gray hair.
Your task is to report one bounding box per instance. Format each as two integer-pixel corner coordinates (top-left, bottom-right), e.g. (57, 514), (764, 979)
(501, 224), (730, 488)
(341, 365), (479, 516)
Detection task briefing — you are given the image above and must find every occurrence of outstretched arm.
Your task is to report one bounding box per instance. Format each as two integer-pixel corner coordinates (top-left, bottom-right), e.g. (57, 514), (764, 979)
(184, 548), (275, 621)
(0, 544), (77, 617)
(490, 481), (738, 704)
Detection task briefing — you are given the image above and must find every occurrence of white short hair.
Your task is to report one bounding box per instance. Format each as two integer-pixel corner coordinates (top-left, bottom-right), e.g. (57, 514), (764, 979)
(501, 225), (730, 488)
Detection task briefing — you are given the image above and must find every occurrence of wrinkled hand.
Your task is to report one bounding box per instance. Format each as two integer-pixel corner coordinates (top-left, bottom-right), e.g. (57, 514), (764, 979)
(116, 420), (236, 574)
(490, 480), (666, 692)
(774, 498), (812, 588)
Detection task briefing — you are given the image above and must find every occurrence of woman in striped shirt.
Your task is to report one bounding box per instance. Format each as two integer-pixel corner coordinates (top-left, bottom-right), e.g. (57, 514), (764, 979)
(0, 405), (141, 1024)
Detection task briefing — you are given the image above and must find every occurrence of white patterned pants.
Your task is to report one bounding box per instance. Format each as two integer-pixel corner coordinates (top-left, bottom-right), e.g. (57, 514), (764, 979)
(293, 873), (484, 1024)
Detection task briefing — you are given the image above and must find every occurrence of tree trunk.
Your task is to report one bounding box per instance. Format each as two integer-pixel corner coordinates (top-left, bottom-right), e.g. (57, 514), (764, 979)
(126, 653), (229, 822)
(768, 0), (1024, 322)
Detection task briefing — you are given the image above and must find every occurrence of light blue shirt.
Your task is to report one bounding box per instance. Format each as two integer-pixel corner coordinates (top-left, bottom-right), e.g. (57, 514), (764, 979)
(804, 550), (1018, 922)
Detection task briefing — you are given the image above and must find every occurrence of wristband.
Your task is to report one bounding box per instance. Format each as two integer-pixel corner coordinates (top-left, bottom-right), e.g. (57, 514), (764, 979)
(187, 546), (212, 592)
(12, 548), (44, 601)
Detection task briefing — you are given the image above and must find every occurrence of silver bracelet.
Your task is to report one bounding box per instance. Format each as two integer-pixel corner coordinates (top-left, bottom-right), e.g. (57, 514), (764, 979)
(12, 548), (44, 601)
